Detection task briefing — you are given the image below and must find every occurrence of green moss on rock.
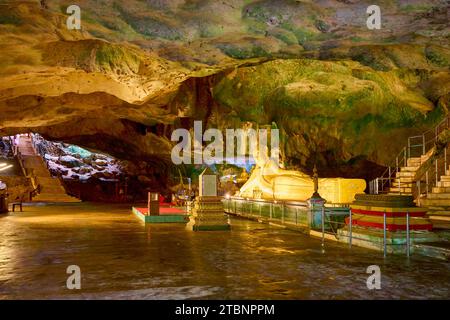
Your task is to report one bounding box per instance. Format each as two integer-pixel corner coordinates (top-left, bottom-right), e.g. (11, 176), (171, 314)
(211, 58), (440, 169)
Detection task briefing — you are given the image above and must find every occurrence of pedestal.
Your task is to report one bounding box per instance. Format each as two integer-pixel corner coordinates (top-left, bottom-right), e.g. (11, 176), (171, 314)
(339, 194), (439, 253)
(349, 194), (433, 231)
(188, 196), (230, 231)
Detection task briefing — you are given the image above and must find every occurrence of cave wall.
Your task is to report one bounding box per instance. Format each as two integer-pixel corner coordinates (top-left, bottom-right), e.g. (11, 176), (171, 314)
(0, 1), (449, 181)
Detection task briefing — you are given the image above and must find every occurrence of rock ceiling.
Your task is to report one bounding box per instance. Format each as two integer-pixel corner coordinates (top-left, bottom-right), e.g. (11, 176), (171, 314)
(0, 0), (449, 178)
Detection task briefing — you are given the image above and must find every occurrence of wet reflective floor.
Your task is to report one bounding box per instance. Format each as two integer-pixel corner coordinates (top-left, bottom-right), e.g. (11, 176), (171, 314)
(0, 203), (449, 299)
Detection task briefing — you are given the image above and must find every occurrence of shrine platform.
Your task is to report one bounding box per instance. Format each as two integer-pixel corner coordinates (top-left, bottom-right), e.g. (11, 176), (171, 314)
(336, 194), (440, 254)
(132, 206), (189, 223)
(348, 205), (433, 231)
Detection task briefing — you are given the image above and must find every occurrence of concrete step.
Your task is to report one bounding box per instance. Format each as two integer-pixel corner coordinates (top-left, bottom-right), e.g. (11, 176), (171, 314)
(407, 158), (421, 167)
(33, 196), (77, 201)
(40, 186), (66, 194)
(401, 166), (419, 172)
(396, 171), (415, 178)
(23, 157), (44, 168)
(424, 206), (450, 211)
(20, 150), (35, 156)
(437, 181), (450, 188)
(33, 193), (81, 203)
(428, 215), (450, 226)
(21, 154), (40, 160)
(34, 172), (52, 178)
(38, 178), (63, 185)
(33, 193), (76, 198)
(33, 199), (80, 203)
(39, 185), (64, 191)
(427, 211), (450, 216)
(432, 187), (450, 193)
(388, 187), (412, 193)
(393, 178), (414, 185)
(421, 198), (450, 206)
(427, 193), (450, 200)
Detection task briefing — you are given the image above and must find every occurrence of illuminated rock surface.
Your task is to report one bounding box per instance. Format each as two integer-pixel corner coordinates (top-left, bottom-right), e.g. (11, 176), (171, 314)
(1, 1), (450, 302)
(0, 1), (449, 181)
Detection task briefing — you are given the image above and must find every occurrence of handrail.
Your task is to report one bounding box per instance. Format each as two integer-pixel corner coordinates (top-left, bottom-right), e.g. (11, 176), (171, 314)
(370, 115), (450, 195)
(29, 185), (41, 201)
(12, 135), (41, 194)
(225, 198), (412, 256)
(369, 146), (407, 195)
(413, 144), (449, 206)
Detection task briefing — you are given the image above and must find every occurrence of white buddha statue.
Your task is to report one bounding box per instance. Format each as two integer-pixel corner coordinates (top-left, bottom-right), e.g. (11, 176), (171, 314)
(238, 144), (366, 204)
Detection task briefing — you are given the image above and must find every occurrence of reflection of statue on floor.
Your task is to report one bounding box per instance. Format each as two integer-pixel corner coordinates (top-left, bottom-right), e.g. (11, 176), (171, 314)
(238, 145), (366, 204)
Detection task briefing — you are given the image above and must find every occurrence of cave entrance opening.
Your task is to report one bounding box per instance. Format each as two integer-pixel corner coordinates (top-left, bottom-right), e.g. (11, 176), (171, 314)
(1, 132), (175, 205)
(0, 133), (131, 204)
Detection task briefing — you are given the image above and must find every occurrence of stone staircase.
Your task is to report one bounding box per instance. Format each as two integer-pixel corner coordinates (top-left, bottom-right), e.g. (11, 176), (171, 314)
(17, 136), (80, 203)
(388, 154), (429, 194)
(385, 152), (450, 225)
(378, 149), (450, 226)
(421, 166), (450, 227)
(371, 115), (450, 229)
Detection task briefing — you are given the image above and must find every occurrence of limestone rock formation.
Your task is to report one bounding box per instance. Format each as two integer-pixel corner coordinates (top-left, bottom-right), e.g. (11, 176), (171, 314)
(0, 0), (449, 183)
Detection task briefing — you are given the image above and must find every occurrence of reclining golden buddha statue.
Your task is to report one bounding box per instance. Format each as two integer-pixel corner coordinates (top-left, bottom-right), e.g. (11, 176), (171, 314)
(238, 145), (366, 204)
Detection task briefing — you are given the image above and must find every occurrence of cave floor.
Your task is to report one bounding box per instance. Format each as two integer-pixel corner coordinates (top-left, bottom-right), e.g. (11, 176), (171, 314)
(0, 202), (449, 300)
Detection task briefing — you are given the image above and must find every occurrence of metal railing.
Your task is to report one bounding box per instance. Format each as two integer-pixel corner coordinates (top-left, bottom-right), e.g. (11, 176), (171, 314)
(369, 147), (407, 194)
(223, 197), (311, 228)
(320, 208), (413, 257)
(14, 138), (39, 190)
(370, 115), (450, 195)
(7, 135), (42, 201)
(30, 133), (47, 160)
(413, 144), (450, 206)
(224, 197), (413, 256)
